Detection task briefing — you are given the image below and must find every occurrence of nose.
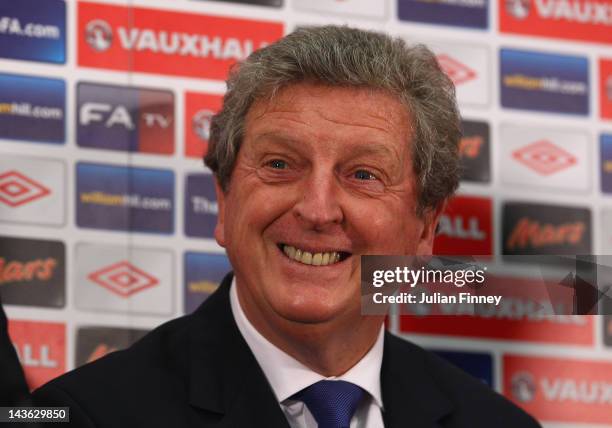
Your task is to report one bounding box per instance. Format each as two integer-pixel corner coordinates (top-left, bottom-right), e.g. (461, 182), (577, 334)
(293, 167), (344, 230)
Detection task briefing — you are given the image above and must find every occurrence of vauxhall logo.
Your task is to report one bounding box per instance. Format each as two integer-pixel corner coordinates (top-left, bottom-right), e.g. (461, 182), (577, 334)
(14, 343), (58, 368)
(506, 0), (612, 25)
(438, 215), (486, 240)
(511, 372), (536, 403)
(84, 19), (112, 52)
(511, 371), (612, 404)
(192, 109), (214, 141)
(84, 19), (264, 60)
(506, 0), (531, 19)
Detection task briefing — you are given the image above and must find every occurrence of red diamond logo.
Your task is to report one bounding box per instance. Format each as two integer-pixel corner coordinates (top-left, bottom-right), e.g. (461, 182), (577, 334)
(0, 171), (51, 207)
(436, 54), (477, 85)
(512, 140), (577, 175)
(88, 261), (159, 297)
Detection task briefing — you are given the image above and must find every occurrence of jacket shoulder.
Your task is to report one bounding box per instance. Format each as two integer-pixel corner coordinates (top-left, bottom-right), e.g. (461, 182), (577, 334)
(32, 313), (197, 426)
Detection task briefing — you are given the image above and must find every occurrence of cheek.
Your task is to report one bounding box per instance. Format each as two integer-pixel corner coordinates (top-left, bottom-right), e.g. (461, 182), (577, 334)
(224, 185), (296, 239)
(353, 204), (422, 253)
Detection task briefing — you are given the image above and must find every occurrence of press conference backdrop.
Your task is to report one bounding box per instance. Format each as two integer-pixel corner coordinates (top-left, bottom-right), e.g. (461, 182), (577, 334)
(0, 0), (611, 426)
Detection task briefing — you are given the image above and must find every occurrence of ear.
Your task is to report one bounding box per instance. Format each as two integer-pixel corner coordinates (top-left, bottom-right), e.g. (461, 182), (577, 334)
(214, 178), (226, 248)
(415, 201), (446, 256)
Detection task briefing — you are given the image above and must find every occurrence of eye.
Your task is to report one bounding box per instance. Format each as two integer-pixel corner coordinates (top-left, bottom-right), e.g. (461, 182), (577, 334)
(267, 159), (287, 169)
(353, 169), (377, 180)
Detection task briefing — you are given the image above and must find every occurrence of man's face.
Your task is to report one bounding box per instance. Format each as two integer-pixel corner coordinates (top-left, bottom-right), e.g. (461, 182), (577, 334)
(215, 83), (439, 330)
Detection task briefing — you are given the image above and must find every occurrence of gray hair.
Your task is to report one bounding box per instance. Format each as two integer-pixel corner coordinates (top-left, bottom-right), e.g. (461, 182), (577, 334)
(204, 25), (461, 215)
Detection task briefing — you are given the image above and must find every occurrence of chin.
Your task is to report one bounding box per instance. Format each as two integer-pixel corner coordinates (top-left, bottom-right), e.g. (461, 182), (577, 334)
(271, 290), (357, 325)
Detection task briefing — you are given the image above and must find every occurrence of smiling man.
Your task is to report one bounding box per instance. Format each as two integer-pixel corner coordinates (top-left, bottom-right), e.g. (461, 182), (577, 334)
(33, 26), (541, 428)
(216, 83), (427, 378)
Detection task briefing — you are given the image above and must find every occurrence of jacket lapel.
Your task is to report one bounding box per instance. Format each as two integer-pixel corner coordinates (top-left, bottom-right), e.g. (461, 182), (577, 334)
(186, 273), (290, 428)
(381, 332), (453, 428)
(184, 274), (452, 428)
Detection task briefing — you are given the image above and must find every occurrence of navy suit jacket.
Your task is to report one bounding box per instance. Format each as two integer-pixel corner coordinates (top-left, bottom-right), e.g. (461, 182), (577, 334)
(0, 296), (30, 406)
(33, 274), (541, 427)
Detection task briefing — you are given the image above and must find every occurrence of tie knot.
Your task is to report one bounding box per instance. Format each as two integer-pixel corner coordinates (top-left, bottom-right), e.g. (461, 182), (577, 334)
(291, 380), (365, 428)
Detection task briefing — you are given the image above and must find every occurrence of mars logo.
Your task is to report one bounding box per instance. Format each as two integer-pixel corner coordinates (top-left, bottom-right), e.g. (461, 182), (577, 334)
(512, 140), (576, 175)
(506, 0), (531, 18)
(0, 171), (50, 207)
(511, 372), (536, 403)
(87, 344), (115, 363)
(507, 218), (584, 249)
(75, 326), (148, 367)
(78, 2), (283, 80)
(437, 54), (476, 85)
(459, 120), (490, 183)
(503, 203), (591, 256)
(88, 261), (159, 297)
(84, 19), (112, 52)
(0, 257), (57, 285)
(0, 236), (65, 308)
(459, 136), (483, 158)
(434, 195), (492, 255)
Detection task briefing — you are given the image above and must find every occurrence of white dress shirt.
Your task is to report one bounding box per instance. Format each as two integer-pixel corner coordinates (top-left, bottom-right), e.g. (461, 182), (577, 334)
(229, 279), (385, 428)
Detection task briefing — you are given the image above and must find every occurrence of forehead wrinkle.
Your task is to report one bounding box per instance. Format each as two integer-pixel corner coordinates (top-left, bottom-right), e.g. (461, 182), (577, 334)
(314, 105), (404, 137)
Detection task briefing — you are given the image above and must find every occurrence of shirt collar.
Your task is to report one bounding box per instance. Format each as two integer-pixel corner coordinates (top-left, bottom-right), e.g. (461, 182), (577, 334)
(229, 277), (384, 408)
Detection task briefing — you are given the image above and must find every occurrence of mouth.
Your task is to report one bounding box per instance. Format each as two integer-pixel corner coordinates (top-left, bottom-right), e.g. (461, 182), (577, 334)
(277, 243), (352, 266)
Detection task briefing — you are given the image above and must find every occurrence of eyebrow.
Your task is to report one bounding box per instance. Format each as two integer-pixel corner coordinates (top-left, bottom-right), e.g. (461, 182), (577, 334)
(344, 143), (400, 161)
(251, 131), (402, 161)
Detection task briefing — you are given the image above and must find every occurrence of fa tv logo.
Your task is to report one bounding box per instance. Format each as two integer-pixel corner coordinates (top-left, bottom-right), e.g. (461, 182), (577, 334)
(80, 103), (172, 130)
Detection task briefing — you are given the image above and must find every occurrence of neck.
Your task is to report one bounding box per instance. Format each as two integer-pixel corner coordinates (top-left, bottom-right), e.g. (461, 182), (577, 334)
(236, 284), (384, 376)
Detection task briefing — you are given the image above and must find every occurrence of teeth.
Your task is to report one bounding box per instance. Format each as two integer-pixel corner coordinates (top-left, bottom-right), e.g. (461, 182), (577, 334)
(322, 253), (330, 265)
(282, 245), (346, 266)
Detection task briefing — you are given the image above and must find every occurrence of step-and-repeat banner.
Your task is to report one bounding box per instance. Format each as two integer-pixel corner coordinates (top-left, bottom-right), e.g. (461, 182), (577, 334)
(1, 0), (611, 426)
